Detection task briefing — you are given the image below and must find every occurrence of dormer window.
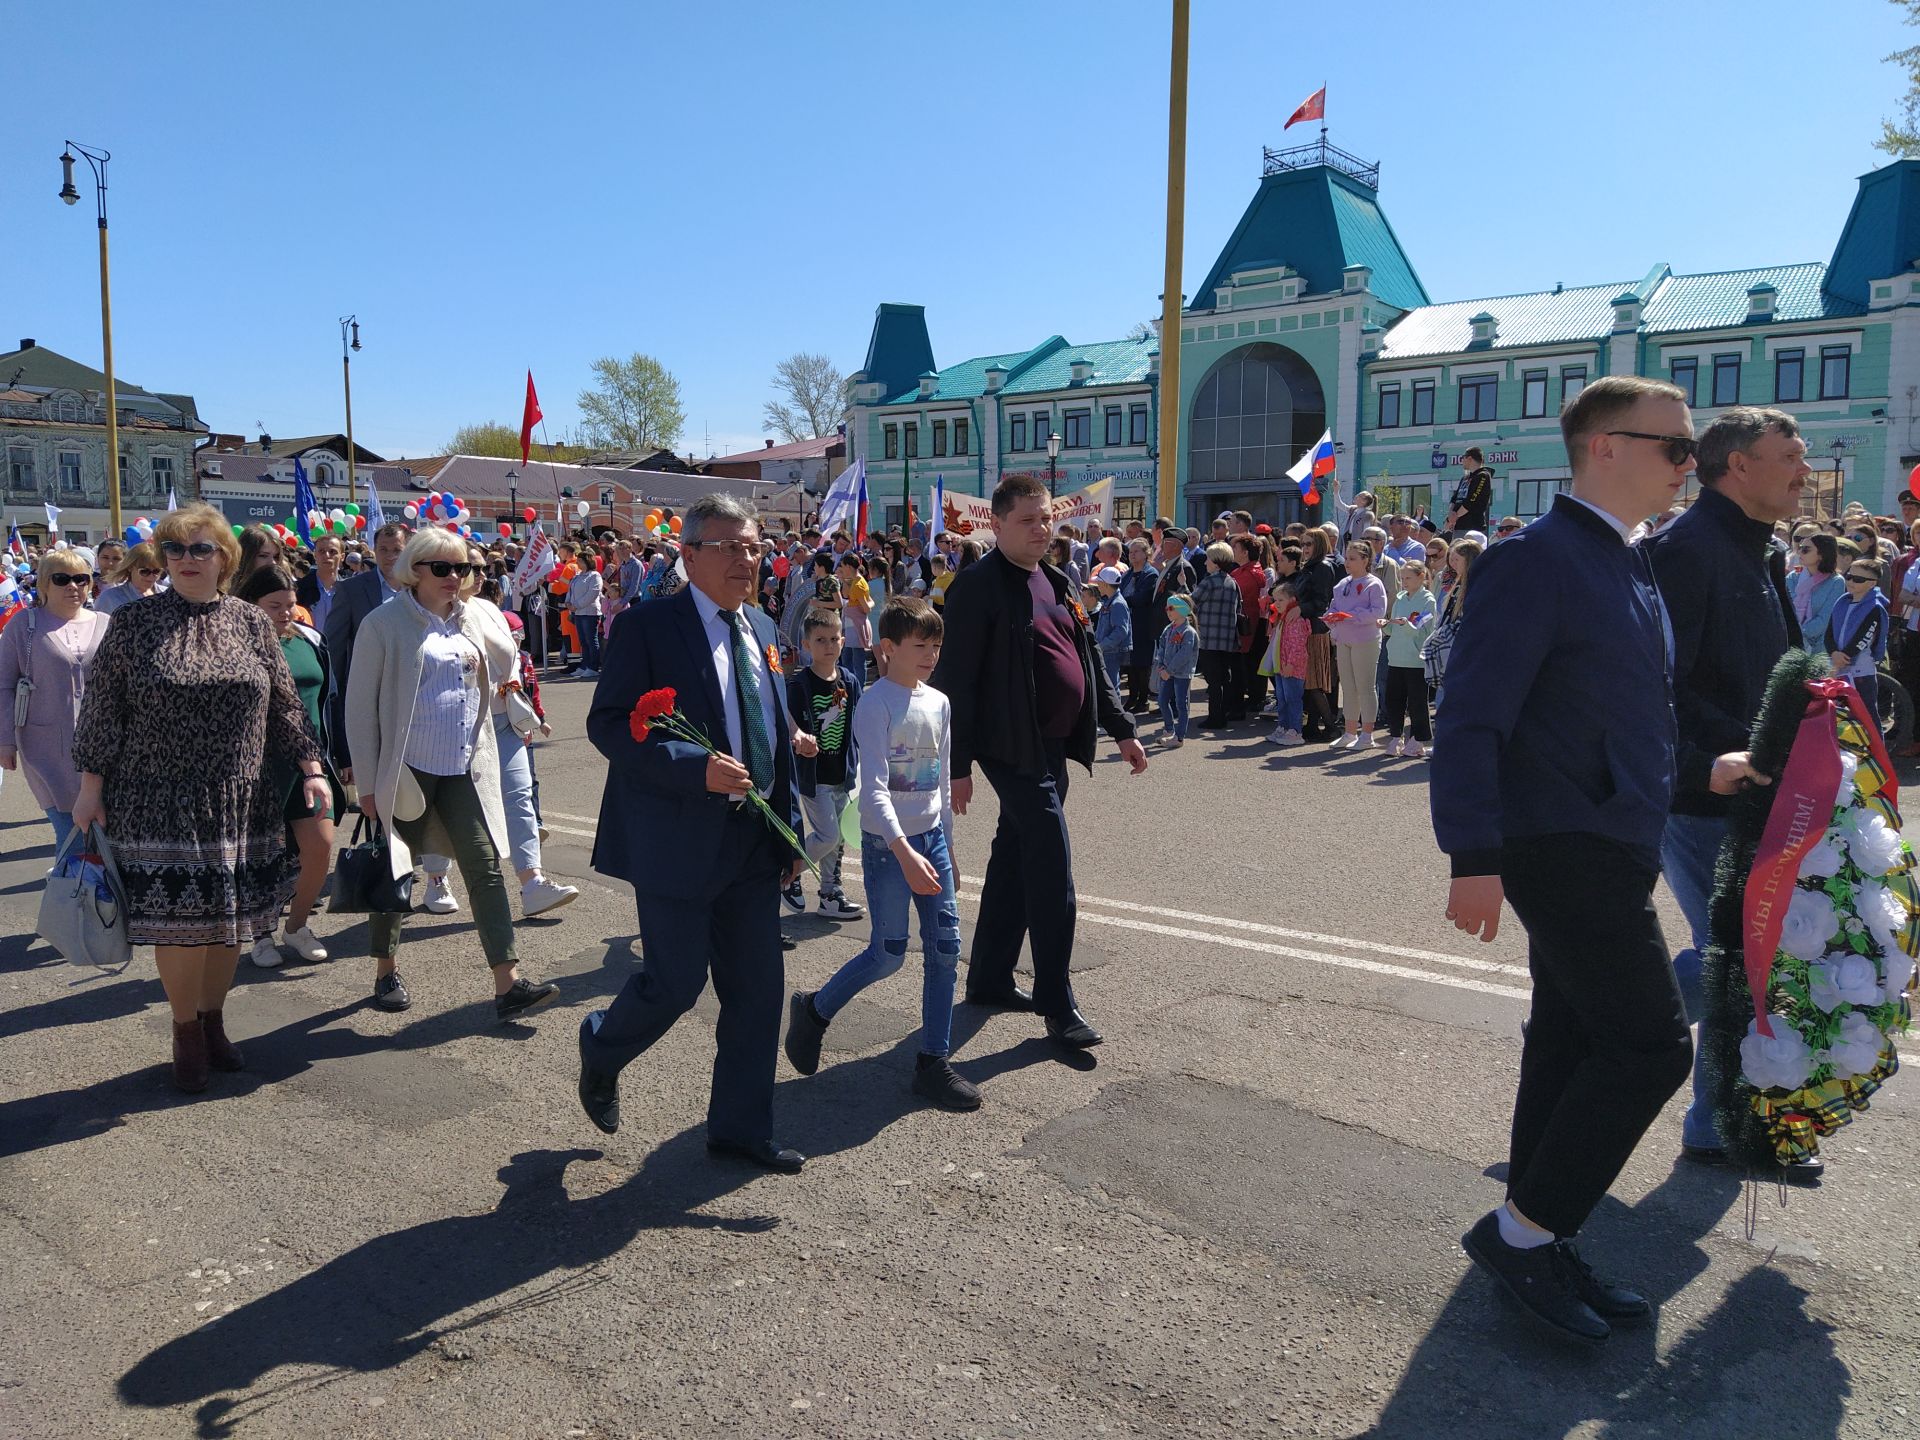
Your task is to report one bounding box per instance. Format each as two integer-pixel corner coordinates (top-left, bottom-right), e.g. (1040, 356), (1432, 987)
(1747, 283), (1777, 320)
(1069, 358), (1093, 385)
(1469, 311), (1497, 345)
(1343, 265), (1371, 294)
(1612, 291), (1643, 331)
(984, 365), (1007, 393)
(917, 371), (938, 399)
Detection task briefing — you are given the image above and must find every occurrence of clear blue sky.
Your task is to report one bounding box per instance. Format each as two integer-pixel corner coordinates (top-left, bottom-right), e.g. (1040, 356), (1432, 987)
(6, 0), (1913, 461)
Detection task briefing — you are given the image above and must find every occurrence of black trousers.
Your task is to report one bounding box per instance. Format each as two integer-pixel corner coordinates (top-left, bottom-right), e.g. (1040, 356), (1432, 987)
(1198, 650), (1237, 723)
(970, 743), (1078, 1018)
(1381, 665), (1431, 741)
(1125, 662), (1153, 711)
(583, 807), (785, 1146)
(1501, 835), (1692, 1238)
(1239, 621), (1269, 715)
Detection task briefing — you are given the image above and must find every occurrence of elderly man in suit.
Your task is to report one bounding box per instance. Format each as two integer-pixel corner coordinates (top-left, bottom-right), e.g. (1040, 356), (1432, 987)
(578, 493), (810, 1172)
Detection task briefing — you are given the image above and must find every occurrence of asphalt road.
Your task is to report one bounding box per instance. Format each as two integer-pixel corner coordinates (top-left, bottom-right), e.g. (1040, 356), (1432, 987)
(1, 673), (1915, 1439)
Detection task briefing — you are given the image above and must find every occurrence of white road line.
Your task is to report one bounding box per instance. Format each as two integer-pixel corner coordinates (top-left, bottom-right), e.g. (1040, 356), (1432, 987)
(542, 809), (601, 825)
(544, 822), (598, 840)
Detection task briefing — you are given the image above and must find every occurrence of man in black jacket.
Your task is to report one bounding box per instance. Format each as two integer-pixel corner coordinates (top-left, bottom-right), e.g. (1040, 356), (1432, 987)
(1445, 448), (1494, 536)
(933, 474), (1148, 1048)
(1643, 406), (1818, 1180)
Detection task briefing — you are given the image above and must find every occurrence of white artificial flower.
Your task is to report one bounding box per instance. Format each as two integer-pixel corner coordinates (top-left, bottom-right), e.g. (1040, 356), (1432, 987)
(1883, 953), (1917, 1006)
(1859, 881), (1908, 955)
(1833, 751), (1860, 812)
(1778, 887), (1839, 964)
(1824, 1011), (1885, 1080)
(1798, 835), (1848, 881)
(1741, 1018), (1816, 1092)
(1845, 812), (1906, 877)
(1808, 953), (1884, 1011)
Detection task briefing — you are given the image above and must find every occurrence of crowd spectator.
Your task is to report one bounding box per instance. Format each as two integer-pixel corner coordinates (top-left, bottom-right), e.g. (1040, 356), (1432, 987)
(1328, 540), (1389, 749)
(1381, 560), (1437, 757)
(1192, 542), (1242, 729)
(1120, 537), (1162, 712)
(95, 541), (164, 616)
(1, 547), (111, 847)
(1794, 533), (1845, 653)
(1154, 595), (1197, 747)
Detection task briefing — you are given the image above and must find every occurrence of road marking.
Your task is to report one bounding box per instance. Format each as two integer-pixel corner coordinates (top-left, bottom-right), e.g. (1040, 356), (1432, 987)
(542, 808), (601, 825)
(544, 822), (598, 840)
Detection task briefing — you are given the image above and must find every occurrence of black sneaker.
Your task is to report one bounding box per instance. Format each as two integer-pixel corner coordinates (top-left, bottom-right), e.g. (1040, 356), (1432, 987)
(1461, 1211), (1610, 1345)
(372, 970), (412, 1012)
(784, 991), (827, 1076)
(780, 877), (807, 914)
(1552, 1240), (1650, 1325)
(495, 977), (560, 1023)
(913, 1053), (982, 1110)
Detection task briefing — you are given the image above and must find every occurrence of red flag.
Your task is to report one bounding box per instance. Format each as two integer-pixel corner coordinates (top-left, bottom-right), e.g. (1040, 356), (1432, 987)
(1285, 86), (1326, 130)
(519, 371), (543, 465)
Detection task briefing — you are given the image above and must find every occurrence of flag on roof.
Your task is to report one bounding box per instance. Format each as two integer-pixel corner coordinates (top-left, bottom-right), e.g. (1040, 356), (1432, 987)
(1285, 429), (1336, 505)
(1285, 86), (1326, 130)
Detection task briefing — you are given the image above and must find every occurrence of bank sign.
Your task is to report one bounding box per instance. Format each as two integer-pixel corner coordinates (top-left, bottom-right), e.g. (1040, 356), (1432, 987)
(1431, 450), (1518, 469)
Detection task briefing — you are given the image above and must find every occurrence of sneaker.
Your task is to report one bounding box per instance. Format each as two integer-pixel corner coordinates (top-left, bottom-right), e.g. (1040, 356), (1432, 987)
(1354, 732), (1375, 750)
(372, 970), (412, 1012)
(1282, 730), (1304, 746)
(283, 926), (329, 962)
(817, 892), (865, 921)
(248, 933), (284, 969)
(1383, 737), (1404, 758)
(1268, 726), (1297, 747)
(575, 667), (598, 679)
(780, 876), (808, 914)
(495, 977), (561, 1023)
(1329, 733), (1357, 750)
(1163, 736), (1184, 749)
(1461, 1212), (1610, 1345)
(913, 1053), (983, 1111)
(422, 876), (459, 915)
(521, 875), (580, 917)
(1403, 739), (1426, 758)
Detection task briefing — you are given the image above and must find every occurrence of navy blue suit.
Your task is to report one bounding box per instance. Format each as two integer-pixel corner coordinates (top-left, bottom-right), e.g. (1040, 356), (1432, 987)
(582, 587), (801, 1147)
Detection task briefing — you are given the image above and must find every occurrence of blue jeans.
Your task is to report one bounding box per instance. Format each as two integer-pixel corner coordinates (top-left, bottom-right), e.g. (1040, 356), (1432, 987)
(841, 645), (869, 685)
(577, 619), (603, 671)
(492, 713), (540, 875)
(815, 827), (962, 1056)
(1102, 651), (1125, 694)
(1661, 810), (1726, 1149)
(1160, 676), (1192, 739)
(46, 807), (75, 854)
(1272, 676), (1304, 734)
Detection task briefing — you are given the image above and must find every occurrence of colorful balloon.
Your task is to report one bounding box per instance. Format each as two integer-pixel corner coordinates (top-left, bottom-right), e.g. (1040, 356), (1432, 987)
(644, 511), (662, 530)
(499, 521), (513, 536)
(343, 503), (360, 517)
(403, 503), (419, 520)
(668, 516), (682, 535)
(522, 506), (537, 524)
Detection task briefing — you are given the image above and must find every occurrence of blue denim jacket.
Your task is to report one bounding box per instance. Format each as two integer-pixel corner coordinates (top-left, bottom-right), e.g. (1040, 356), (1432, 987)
(1154, 622), (1198, 679)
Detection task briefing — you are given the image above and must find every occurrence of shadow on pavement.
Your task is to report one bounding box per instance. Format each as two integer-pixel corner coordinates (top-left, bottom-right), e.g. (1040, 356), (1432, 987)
(0, 974), (159, 1042)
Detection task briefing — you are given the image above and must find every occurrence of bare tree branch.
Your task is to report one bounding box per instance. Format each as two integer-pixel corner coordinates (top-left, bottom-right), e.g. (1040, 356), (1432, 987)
(763, 352), (846, 442)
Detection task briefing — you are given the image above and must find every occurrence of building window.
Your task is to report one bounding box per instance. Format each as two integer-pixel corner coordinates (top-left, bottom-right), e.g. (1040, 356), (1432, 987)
(1820, 346), (1851, 400)
(1063, 409), (1091, 448)
(6, 445), (35, 494)
(1378, 384), (1402, 429)
(1711, 354), (1742, 408)
(932, 420), (948, 457)
(1410, 380), (1435, 427)
(151, 453), (174, 496)
(1010, 414), (1026, 451)
(1457, 375), (1498, 423)
(953, 417), (968, 455)
(1521, 370), (1548, 418)
(1670, 357), (1698, 407)
(1114, 495), (1146, 524)
(1775, 349), (1804, 403)
(903, 423), (919, 459)
(1105, 407), (1123, 446)
(1186, 342), (1327, 489)
(58, 451), (83, 495)
(1129, 404), (1148, 444)
(1561, 366), (1587, 404)
(1033, 412), (1050, 447)
(883, 425), (898, 460)
(1514, 477), (1570, 518)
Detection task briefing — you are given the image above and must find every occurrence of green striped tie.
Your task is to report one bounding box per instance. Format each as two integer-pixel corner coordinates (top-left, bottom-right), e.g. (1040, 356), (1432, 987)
(723, 609), (774, 792)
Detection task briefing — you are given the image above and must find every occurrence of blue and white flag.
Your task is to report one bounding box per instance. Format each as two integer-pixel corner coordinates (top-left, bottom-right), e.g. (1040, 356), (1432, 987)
(818, 457), (863, 538)
(292, 457), (318, 547)
(6, 521), (24, 558)
(364, 465), (386, 531)
(930, 473), (946, 538)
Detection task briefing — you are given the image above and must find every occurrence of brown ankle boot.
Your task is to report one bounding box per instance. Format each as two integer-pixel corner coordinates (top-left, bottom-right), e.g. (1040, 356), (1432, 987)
(198, 1009), (245, 1072)
(172, 1019), (210, 1093)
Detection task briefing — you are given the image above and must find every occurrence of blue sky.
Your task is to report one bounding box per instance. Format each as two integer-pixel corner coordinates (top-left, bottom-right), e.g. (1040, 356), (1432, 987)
(6, 0), (1914, 460)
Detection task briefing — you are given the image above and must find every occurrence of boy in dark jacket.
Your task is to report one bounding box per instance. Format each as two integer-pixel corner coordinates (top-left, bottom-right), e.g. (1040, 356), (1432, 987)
(785, 605), (864, 921)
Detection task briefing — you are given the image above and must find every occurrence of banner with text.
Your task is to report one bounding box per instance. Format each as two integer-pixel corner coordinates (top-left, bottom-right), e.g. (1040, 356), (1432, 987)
(939, 476), (1114, 538)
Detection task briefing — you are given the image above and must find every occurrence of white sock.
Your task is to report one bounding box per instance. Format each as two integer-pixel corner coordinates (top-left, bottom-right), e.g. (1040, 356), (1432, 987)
(1495, 1202), (1554, 1250)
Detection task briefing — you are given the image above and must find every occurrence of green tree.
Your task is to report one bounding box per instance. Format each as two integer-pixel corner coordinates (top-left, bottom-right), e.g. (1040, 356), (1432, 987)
(762, 351), (845, 442)
(446, 421), (524, 457)
(577, 353), (685, 452)
(1880, 0), (1920, 156)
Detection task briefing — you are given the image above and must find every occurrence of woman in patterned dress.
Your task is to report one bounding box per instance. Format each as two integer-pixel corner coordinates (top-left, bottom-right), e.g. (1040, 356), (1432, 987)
(71, 503), (327, 1095)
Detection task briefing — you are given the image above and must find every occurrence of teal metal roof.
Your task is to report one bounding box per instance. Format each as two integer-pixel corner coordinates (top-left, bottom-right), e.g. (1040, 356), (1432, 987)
(1376, 279), (1633, 359)
(1641, 262), (1861, 332)
(860, 304), (936, 402)
(1826, 159), (1920, 307)
(882, 335), (1153, 405)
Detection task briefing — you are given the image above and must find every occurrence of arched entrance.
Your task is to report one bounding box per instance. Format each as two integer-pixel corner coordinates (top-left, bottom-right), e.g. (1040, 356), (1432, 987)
(1185, 343), (1327, 528)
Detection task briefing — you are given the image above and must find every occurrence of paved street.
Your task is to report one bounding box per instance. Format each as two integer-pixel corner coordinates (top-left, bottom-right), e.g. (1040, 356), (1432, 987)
(1, 674), (1915, 1439)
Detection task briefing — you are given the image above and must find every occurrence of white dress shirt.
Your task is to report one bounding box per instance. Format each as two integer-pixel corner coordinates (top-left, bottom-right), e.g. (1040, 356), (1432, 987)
(401, 593), (481, 776)
(1566, 493), (1634, 545)
(689, 585), (780, 799)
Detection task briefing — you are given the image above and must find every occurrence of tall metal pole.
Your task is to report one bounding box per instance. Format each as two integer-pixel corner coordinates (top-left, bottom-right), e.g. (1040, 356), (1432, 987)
(60, 144), (120, 538)
(1157, 2), (1190, 526)
(340, 316), (360, 497)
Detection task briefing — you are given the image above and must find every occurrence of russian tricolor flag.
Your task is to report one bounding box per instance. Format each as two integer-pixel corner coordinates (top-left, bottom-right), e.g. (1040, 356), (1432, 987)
(1286, 429), (1336, 505)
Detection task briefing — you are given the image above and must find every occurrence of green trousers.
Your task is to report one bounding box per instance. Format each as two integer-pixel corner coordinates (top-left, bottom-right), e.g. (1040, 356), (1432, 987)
(370, 768), (517, 969)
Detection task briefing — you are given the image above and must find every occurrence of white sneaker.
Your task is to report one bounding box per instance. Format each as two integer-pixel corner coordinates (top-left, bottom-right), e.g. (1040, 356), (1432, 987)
(422, 876), (459, 915)
(1383, 737), (1403, 758)
(1355, 733), (1375, 750)
(521, 875), (579, 917)
(1283, 730), (1304, 746)
(1329, 733), (1357, 750)
(1268, 726), (1295, 747)
(1403, 739), (1427, 758)
(818, 893), (865, 920)
(283, 926), (329, 962)
(248, 933), (284, 969)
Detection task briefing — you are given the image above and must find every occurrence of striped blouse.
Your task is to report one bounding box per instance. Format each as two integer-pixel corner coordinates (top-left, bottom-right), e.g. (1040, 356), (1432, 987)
(401, 594), (482, 776)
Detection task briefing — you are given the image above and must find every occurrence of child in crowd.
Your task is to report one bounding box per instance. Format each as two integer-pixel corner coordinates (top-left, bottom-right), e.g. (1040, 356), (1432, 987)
(784, 606), (867, 921)
(1266, 578), (1309, 747)
(837, 553), (873, 682)
(1328, 540), (1389, 750)
(1381, 560), (1437, 757)
(785, 598), (979, 1111)
(930, 550), (953, 610)
(1092, 564), (1133, 694)
(1828, 555), (1890, 725)
(1154, 594), (1198, 747)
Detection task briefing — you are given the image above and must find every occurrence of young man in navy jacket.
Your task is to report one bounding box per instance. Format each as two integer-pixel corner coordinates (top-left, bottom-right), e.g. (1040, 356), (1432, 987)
(1432, 375), (1763, 1345)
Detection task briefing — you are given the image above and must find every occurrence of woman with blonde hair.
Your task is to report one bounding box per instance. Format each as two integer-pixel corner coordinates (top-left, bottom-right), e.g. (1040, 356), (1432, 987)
(71, 503), (324, 1093)
(95, 539), (165, 615)
(345, 526), (560, 1022)
(0, 547), (111, 846)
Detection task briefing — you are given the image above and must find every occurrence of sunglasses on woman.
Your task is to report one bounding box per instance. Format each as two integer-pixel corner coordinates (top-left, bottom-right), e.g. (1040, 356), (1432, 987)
(421, 561), (478, 579)
(136, 567), (162, 576)
(160, 539), (219, 560)
(46, 572), (90, 588)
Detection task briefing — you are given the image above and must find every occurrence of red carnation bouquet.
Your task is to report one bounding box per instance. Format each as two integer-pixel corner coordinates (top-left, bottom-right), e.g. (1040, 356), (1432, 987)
(628, 687), (815, 871)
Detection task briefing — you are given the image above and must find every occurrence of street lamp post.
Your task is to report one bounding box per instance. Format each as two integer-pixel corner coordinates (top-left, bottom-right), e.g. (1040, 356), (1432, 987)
(339, 316), (361, 497)
(1046, 430), (1062, 498)
(505, 468), (518, 535)
(58, 142), (121, 537)
(1830, 439), (1848, 519)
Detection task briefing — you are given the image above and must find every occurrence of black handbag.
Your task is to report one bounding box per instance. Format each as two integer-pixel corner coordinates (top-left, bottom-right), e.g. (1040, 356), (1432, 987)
(328, 815), (416, 915)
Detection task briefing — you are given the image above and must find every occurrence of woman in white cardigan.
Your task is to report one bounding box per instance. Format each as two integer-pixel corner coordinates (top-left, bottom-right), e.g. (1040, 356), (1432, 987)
(344, 527), (560, 1023)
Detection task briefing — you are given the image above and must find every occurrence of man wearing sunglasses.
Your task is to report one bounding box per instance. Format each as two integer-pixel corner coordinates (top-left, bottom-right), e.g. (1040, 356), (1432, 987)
(1641, 406), (1819, 1186)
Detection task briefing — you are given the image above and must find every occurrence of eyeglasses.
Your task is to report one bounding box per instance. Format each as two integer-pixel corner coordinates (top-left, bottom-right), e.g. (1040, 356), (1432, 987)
(687, 540), (768, 561)
(136, 567), (162, 577)
(1796, 544), (1814, 554)
(1846, 573), (1878, 584)
(160, 540), (219, 560)
(1496, 523), (1521, 534)
(420, 561), (478, 579)
(46, 572), (90, 587)
(1606, 431), (1698, 465)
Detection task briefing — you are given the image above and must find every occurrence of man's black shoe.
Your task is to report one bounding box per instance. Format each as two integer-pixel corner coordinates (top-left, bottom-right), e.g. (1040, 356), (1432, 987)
(576, 1022), (620, 1135)
(495, 977), (560, 1023)
(1461, 1212), (1609, 1346)
(785, 991), (826, 1076)
(964, 980), (1035, 1011)
(1045, 1009), (1103, 1049)
(371, 970), (412, 1012)
(780, 934), (797, 951)
(1682, 1142), (1824, 1186)
(707, 1137), (805, 1173)
(1553, 1240), (1650, 1325)
(913, 1053), (983, 1111)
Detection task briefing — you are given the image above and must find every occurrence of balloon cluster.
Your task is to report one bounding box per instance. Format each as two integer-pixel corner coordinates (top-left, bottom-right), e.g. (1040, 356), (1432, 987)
(402, 492), (475, 539)
(122, 516), (156, 545)
(299, 502), (366, 540)
(641, 509), (682, 539)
